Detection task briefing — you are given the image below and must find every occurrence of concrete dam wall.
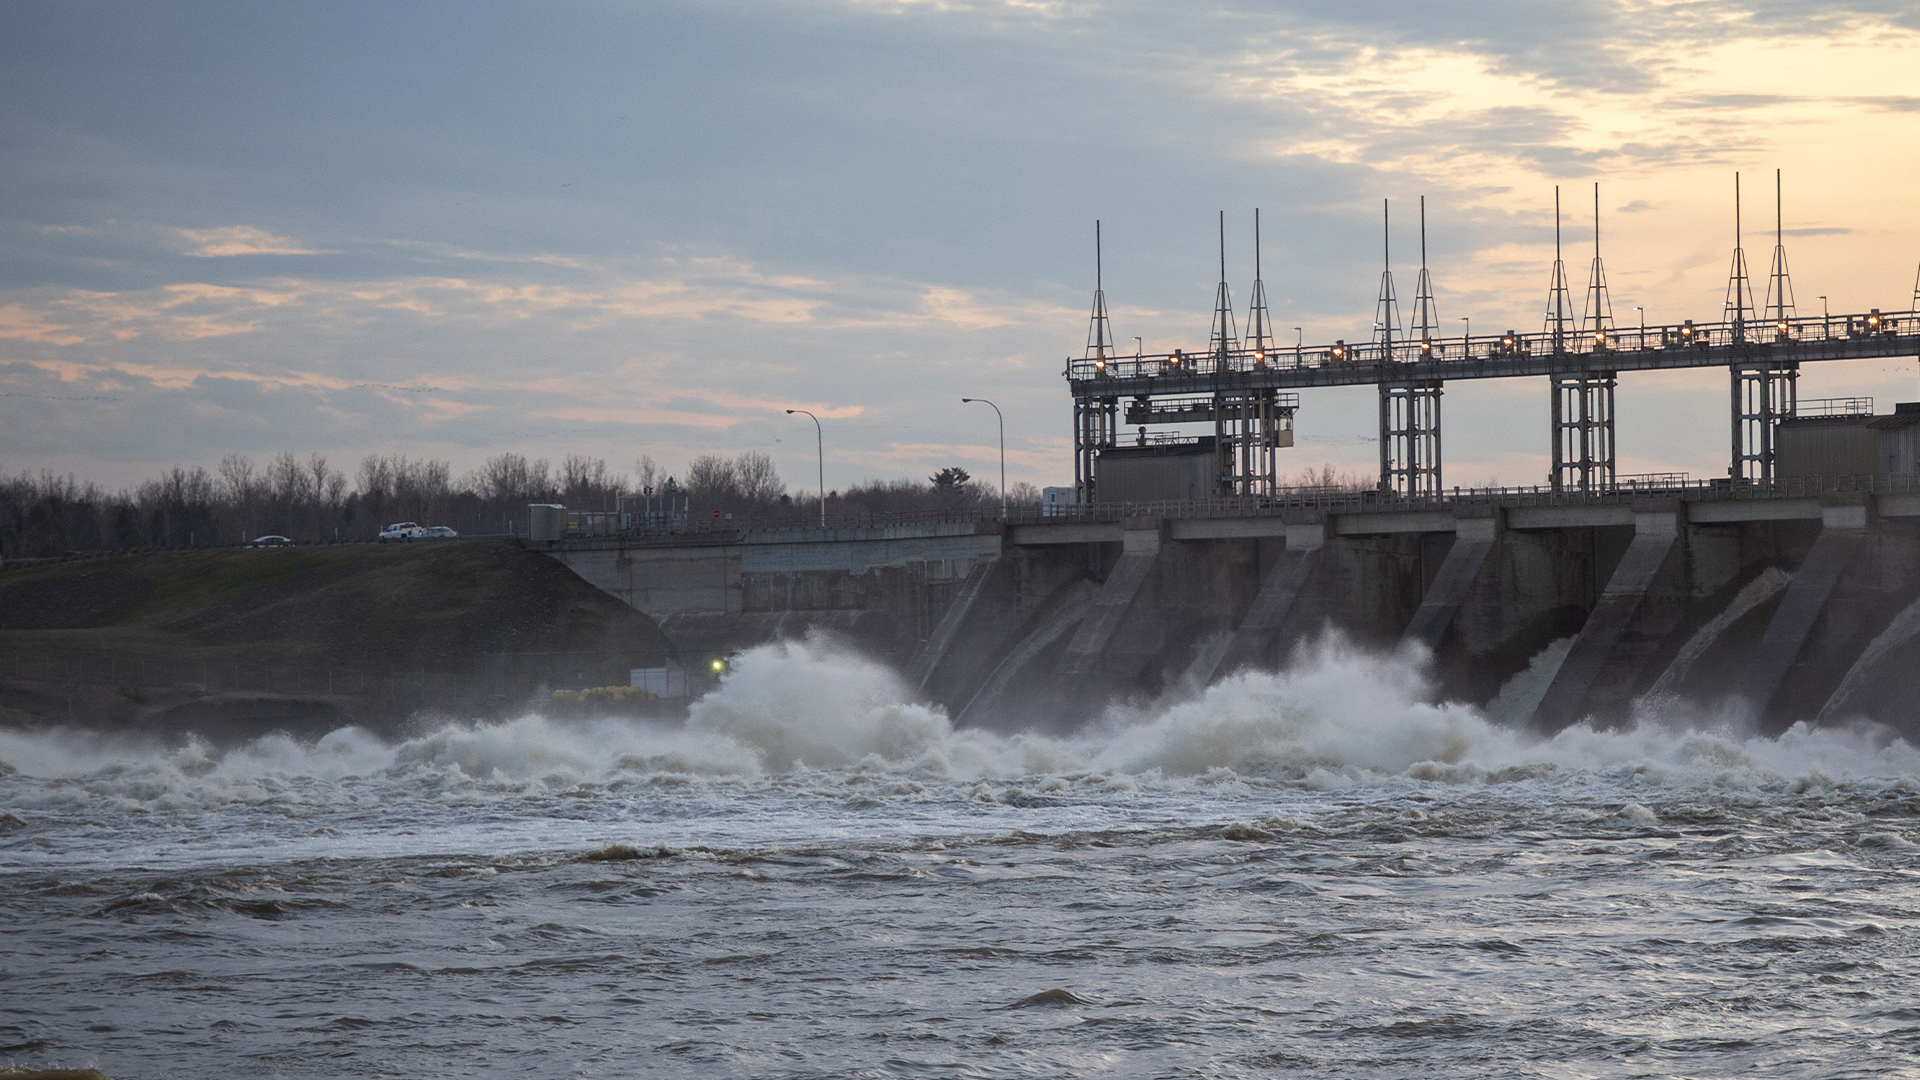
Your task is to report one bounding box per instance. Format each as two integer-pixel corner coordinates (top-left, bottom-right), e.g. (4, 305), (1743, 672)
(541, 489), (1920, 736)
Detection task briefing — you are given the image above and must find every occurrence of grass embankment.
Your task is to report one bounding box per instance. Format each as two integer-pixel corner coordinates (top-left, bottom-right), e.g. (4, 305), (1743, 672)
(0, 541), (668, 670)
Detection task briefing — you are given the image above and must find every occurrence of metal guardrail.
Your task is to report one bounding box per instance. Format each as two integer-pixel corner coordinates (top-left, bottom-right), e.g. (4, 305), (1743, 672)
(1065, 309), (1920, 387)
(549, 473), (1920, 542)
(1796, 396), (1876, 417)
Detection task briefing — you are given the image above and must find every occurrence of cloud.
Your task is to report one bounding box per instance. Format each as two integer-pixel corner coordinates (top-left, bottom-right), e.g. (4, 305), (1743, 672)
(0, 305), (85, 345)
(6, 0), (1920, 490)
(1848, 95), (1920, 111)
(176, 226), (335, 257)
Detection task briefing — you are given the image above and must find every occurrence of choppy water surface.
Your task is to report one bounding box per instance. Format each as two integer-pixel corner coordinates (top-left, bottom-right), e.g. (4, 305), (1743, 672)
(4, 637), (1919, 1078)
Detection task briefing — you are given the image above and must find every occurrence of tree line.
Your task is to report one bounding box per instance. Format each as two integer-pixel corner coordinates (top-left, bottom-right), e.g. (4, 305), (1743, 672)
(0, 450), (1042, 561)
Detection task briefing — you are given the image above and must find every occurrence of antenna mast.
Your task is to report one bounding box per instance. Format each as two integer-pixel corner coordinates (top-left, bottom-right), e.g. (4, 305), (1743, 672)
(1764, 168), (1797, 331)
(1208, 210), (1239, 368)
(1373, 198), (1402, 354)
(1582, 182), (1615, 339)
(1543, 186), (1573, 350)
(1725, 172), (1756, 337)
(1084, 220), (1115, 368)
(1247, 208), (1273, 363)
(1411, 196), (1439, 344)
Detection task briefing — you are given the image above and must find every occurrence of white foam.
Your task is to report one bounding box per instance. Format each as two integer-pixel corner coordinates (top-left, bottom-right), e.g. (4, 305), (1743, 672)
(1485, 637), (1573, 725)
(3, 632), (1917, 810)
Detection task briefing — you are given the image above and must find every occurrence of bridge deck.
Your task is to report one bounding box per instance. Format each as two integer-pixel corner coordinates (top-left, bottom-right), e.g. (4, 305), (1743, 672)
(1067, 310), (1920, 396)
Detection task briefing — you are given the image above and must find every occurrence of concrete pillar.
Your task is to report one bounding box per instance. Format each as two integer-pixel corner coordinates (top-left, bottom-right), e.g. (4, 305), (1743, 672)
(1532, 505), (1684, 729)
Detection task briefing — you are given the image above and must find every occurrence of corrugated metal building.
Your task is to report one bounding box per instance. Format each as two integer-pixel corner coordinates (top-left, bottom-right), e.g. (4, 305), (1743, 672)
(1777, 401), (1920, 479)
(1095, 437), (1222, 502)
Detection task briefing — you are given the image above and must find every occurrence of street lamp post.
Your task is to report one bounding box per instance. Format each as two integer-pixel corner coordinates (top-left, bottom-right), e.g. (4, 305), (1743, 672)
(1632, 306), (1645, 347)
(785, 408), (824, 527)
(960, 397), (1006, 519)
(1292, 327), (1302, 366)
(1459, 316), (1470, 354)
(1818, 295), (1829, 337)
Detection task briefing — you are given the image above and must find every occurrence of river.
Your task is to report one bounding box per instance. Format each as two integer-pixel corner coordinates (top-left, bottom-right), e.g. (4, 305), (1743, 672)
(4, 635), (1917, 1078)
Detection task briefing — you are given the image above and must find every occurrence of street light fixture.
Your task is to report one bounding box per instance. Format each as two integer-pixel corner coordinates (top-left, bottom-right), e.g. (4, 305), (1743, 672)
(960, 397), (1006, 520)
(785, 408), (825, 527)
(1292, 327), (1302, 366)
(1817, 295), (1829, 336)
(1459, 316), (1470, 344)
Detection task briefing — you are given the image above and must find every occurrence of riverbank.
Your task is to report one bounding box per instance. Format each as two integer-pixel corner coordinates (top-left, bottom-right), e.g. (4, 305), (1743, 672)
(0, 541), (672, 734)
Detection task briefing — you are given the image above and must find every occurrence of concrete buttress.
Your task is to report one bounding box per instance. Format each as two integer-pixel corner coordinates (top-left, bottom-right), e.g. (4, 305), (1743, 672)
(1736, 503), (1869, 722)
(1203, 522), (1326, 681)
(1531, 507), (1685, 729)
(907, 556), (1003, 691)
(1056, 523), (1163, 677)
(1400, 515), (1498, 653)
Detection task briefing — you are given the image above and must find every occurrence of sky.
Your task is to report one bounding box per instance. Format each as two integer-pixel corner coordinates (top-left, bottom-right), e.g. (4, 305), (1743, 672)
(3, 0), (1920, 495)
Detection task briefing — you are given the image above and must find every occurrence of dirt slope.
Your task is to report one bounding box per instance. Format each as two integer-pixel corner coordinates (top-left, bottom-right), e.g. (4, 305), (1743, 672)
(0, 541), (672, 669)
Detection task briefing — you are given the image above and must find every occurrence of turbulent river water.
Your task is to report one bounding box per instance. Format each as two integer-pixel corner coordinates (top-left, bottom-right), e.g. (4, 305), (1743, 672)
(4, 636), (1919, 1079)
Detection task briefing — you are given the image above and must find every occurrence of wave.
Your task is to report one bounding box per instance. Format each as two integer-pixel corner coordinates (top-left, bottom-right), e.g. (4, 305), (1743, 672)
(3, 633), (1917, 807)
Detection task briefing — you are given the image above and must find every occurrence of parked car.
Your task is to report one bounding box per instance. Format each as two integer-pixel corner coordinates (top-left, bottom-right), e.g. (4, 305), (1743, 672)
(418, 526), (458, 540)
(249, 534), (293, 547)
(378, 522), (422, 542)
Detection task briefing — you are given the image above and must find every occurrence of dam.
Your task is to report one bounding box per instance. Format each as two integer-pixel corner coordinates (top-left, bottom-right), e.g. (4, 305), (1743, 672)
(540, 474), (1920, 735)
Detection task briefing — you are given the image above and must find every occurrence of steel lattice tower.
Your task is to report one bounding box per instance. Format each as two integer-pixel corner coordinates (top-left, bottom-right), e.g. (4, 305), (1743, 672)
(1724, 173), (1758, 336)
(1411, 196), (1440, 347)
(1582, 183), (1615, 339)
(1764, 169), (1797, 332)
(1555, 182), (1617, 494)
(1075, 221), (1120, 503)
(1207, 211), (1239, 371)
(1373, 199), (1404, 350)
(1728, 171), (1795, 486)
(1246, 208), (1274, 364)
(1542, 186), (1574, 351)
(1375, 198), (1439, 496)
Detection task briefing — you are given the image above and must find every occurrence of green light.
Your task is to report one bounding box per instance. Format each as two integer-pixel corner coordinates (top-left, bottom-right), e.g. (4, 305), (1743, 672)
(710, 658), (725, 672)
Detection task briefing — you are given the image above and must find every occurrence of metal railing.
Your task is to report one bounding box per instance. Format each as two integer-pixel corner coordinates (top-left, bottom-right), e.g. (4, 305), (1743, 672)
(1066, 309), (1920, 384)
(1796, 396), (1875, 417)
(544, 473), (1920, 543)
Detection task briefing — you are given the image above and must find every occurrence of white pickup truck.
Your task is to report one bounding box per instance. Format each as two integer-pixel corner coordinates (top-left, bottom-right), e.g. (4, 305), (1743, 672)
(378, 522), (422, 542)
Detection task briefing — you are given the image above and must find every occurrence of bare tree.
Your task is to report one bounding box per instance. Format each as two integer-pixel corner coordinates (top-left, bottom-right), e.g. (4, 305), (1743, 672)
(476, 452), (551, 503)
(685, 454), (738, 498)
(560, 455), (623, 509)
(218, 454), (258, 503)
(633, 455), (664, 494)
(734, 452), (785, 502)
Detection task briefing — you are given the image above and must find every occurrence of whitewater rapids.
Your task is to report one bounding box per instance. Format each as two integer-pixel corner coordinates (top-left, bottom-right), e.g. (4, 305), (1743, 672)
(3, 635), (1917, 1078)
